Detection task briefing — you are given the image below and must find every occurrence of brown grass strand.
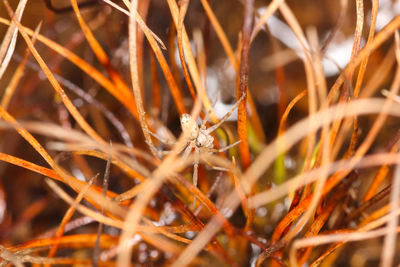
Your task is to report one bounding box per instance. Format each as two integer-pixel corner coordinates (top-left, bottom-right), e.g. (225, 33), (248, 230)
(279, 29), (331, 255)
(150, 51), (161, 114)
(0, 16), (139, 119)
(1, 22), (41, 109)
(171, 98), (400, 267)
(177, 0), (197, 101)
(250, 0), (283, 42)
(237, 0), (253, 171)
(129, 0), (188, 116)
(199, 0), (267, 143)
(4, 2), (106, 145)
(363, 143), (398, 202)
(166, 0), (214, 120)
(327, 15), (400, 104)
(70, 0), (135, 104)
(353, 0), (378, 98)
(0, 0), (26, 79)
(278, 2), (317, 180)
(239, 0), (254, 234)
(200, 0), (237, 70)
(45, 174), (99, 264)
(295, 181), (348, 266)
(381, 33), (400, 264)
(360, 44), (395, 98)
(127, 0), (158, 158)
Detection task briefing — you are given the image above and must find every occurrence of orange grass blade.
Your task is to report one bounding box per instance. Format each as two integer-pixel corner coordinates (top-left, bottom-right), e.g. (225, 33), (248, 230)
(120, 0), (187, 116)
(250, 0), (283, 42)
(127, 0), (158, 158)
(9, 234), (119, 251)
(295, 185), (348, 266)
(360, 45), (395, 98)
(363, 144), (398, 202)
(1, 22), (41, 109)
(327, 15), (400, 104)
(237, 0), (253, 171)
(200, 0), (266, 144)
(167, 0), (213, 119)
(353, 0), (378, 98)
(46, 179), (195, 246)
(0, 105), (129, 219)
(238, 0), (254, 234)
(172, 98), (400, 267)
(150, 51), (161, 113)
(0, 17), (139, 119)
(3, 2), (105, 145)
(200, 0), (237, 70)
(70, 0), (136, 105)
(0, 152), (127, 209)
(176, 0), (197, 101)
(46, 174), (99, 261)
(0, 0), (27, 79)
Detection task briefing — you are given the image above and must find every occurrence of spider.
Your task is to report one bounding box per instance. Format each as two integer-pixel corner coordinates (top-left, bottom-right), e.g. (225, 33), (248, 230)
(146, 94), (246, 193)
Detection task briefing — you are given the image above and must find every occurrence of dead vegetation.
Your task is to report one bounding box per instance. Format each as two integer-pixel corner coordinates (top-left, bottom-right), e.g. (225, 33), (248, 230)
(0, 0), (400, 266)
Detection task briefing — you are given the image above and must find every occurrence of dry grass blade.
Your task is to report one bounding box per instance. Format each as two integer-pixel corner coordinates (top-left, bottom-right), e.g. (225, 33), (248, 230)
(200, 0), (267, 145)
(176, 0), (197, 101)
(380, 29), (400, 267)
(166, 0), (213, 120)
(353, 0), (378, 97)
(172, 98), (400, 266)
(0, 107), (129, 220)
(0, 245), (24, 267)
(3, 1), (105, 145)
(46, 178), (193, 247)
(1, 22), (41, 109)
(278, 2), (317, 183)
(360, 44), (395, 98)
(237, 0), (253, 171)
(0, 0), (26, 79)
(120, 0), (187, 116)
(250, 153), (400, 209)
(105, 0), (166, 50)
(328, 15), (400, 102)
(285, 27), (330, 246)
(0, 17), (140, 119)
(0, 151), (128, 218)
(70, 0), (135, 104)
(200, 0), (237, 70)
(45, 174), (99, 264)
(380, 159), (400, 267)
(251, 0), (283, 42)
(127, 0), (157, 158)
(3, 1), (400, 266)
(363, 134), (399, 202)
(19, 57), (134, 147)
(295, 188), (346, 266)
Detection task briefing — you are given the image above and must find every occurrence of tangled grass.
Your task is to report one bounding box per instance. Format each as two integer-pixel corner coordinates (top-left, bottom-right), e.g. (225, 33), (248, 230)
(0, 0), (400, 266)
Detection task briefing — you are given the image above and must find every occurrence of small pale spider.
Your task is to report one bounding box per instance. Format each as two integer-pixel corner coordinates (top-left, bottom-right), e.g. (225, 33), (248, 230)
(146, 94), (246, 192)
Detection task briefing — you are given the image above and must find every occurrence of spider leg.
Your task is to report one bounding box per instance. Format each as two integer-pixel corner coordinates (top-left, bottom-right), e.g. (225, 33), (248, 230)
(204, 140), (242, 153)
(203, 157), (230, 172)
(143, 128), (176, 146)
(182, 142), (194, 157)
(206, 93), (246, 134)
(192, 146), (200, 209)
(200, 93), (221, 128)
(217, 140), (242, 152)
(200, 105), (213, 130)
(145, 141), (171, 158)
(192, 147), (200, 188)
